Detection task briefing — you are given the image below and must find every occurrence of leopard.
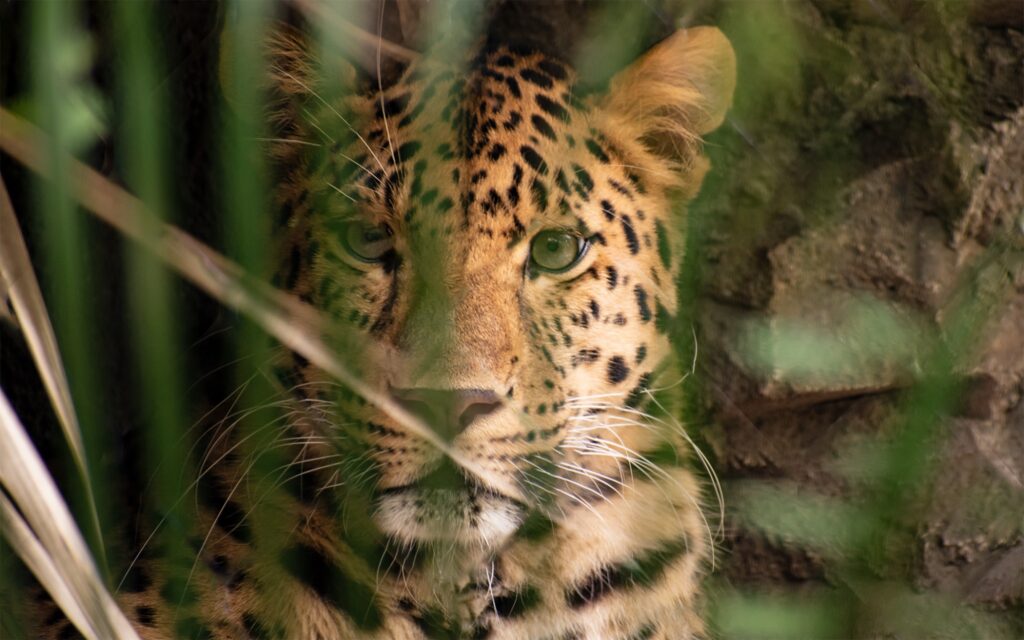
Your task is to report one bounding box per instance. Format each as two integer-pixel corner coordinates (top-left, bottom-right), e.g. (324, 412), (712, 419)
(31, 12), (735, 640)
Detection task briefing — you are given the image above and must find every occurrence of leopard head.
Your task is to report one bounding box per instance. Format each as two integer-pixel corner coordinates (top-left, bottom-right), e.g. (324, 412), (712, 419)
(267, 25), (735, 552)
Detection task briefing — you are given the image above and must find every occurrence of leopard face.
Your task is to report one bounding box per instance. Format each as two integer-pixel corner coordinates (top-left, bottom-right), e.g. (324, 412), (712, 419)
(275, 29), (733, 553)
(305, 56), (667, 544)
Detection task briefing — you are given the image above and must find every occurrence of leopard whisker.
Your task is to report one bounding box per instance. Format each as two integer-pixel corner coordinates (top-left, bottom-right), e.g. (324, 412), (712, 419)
(566, 393), (723, 536)
(313, 467), (343, 500)
(270, 64), (387, 174)
(564, 421), (647, 474)
(566, 435), (716, 566)
(565, 399), (664, 425)
(326, 181), (358, 203)
(517, 474), (558, 507)
(256, 455), (348, 508)
(566, 415), (658, 431)
(253, 136), (322, 147)
(552, 485), (607, 525)
(640, 386), (724, 542)
(300, 106), (338, 144)
(372, 536), (399, 595)
(562, 435), (673, 490)
(643, 326), (698, 391)
(485, 558), (499, 619)
(577, 386), (722, 544)
(177, 423), (290, 613)
(375, 0), (399, 169)
(334, 452), (378, 492)
(323, 149), (381, 191)
(117, 405), (294, 594)
(187, 373), (261, 483)
(555, 461), (625, 499)
(197, 407), (297, 478)
(520, 456), (611, 515)
(561, 424), (640, 487)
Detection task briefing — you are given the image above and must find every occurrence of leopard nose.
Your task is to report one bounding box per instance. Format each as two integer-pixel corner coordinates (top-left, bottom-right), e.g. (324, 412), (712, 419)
(389, 387), (503, 440)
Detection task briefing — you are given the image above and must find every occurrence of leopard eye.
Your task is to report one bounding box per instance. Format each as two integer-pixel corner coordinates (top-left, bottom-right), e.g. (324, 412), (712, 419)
(342, 222), (394, 262)
(530, 229), (589, 273)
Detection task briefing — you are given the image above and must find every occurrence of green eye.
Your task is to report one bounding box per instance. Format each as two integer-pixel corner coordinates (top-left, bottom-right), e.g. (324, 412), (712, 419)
(343, 222), (394, 262)
(530, 229), (588, 273)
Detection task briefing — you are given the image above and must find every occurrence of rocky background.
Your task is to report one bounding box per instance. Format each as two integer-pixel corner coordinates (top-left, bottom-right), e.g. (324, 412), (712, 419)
(681, 1), (1023, 637)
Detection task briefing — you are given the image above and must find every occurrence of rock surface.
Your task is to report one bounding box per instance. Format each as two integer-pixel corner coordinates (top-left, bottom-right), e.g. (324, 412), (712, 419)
(687, 1), (1024, 635)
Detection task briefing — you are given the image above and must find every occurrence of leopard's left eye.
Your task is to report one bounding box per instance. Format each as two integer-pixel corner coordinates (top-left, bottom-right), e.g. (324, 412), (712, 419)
(530, 229), (589, 273)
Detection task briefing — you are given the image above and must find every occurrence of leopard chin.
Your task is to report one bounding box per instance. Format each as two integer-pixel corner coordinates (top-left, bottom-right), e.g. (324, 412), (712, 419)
(375, 474), (526, 547)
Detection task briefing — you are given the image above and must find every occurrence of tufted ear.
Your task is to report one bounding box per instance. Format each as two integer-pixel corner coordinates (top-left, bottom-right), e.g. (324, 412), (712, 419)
(601, 27), (736, 169)
(219, 23), (357, 122)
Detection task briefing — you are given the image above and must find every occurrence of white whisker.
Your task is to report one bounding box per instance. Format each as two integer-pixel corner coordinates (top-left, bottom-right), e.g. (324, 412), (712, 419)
(326, 182), (357, 203)
(270, 64), (387, 174)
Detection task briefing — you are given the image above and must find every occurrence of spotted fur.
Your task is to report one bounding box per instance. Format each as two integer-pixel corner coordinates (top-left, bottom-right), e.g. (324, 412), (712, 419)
(34, 24), (734, 640)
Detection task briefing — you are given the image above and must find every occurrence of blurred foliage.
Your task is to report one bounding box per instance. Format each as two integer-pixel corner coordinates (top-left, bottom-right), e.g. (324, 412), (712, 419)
(27, 0), (113, 578)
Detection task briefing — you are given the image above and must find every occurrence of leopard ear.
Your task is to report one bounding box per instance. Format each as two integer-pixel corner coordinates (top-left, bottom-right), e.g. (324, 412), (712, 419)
(218, 23), (356, 120)
(601, 27), (736, 167)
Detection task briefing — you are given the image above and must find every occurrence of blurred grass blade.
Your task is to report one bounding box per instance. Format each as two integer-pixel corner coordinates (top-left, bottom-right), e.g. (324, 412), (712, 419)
(0, 492), (94, 637)
(0, 175), (106, 572)
(0, 390), (140, 640)
(29, 0), (111, 576)
(714, 590), (845, 639)
(291, 0), (419, 67)
(732, 481), (870, 558)
(0, 177), (85, 472)
(110, 0), (192, 592)
(0, 106), (489, 481)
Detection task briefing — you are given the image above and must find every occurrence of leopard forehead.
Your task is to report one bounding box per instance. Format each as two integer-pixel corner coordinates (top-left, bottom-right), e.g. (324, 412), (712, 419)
(308, 51), (676, 293)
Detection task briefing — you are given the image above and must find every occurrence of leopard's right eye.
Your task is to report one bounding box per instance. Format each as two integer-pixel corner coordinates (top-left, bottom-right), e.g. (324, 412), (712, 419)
(529, 229), (589, 274)
(342, 222), (394, 263)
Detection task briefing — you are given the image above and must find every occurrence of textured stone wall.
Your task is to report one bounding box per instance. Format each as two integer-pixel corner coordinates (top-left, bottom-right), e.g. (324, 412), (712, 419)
(688, 1), (1023, 635)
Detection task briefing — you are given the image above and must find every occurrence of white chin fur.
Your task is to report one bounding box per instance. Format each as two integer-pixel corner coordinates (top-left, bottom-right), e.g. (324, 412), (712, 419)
(376, 490), (523, 547)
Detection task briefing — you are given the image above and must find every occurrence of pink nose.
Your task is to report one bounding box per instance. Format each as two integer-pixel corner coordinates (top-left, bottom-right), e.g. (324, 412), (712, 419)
(389, 387), (503, 440)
